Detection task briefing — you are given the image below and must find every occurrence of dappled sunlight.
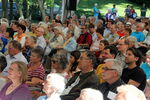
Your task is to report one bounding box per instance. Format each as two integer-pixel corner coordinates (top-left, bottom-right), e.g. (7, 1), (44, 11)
(77, 0), (150, 17)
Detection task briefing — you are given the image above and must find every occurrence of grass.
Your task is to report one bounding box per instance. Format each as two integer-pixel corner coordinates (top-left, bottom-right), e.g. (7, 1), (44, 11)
(77, 0), (150, 18)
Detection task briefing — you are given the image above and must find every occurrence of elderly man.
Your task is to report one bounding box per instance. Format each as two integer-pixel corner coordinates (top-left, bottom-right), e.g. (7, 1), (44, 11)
(130, 23), (145, 42)
(2, 40), (28, 76)
(37, 73), (66, 100)
(36, 27), (46, 49)
(61, 50), (99, 100)
(77, 25), (92, 49)
(98, 59), (124, 100)
(96, 45), (118, 83)
(116, 38), (129, 68)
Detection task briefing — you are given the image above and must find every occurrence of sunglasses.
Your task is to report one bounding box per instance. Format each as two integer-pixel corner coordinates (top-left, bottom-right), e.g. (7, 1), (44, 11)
(51, 60), (59, 64)
(102, 67), (116, 71)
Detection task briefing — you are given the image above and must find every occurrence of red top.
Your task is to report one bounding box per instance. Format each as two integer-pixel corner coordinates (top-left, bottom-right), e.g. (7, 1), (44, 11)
(117, 31), (125, 37)
(77, 32), (92, 46)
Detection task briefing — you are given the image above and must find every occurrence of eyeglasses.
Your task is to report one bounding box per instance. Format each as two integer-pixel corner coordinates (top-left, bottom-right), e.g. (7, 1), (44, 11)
(79, 57), (90, 60)
(81, 28), (86, 29)
(51, 60), (59, 64)
(117, 44), (125, 46)
(102, 67), (116, 71)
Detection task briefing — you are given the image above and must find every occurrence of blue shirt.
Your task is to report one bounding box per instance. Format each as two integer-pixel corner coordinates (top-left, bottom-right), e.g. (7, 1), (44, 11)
(93, 7), (99, 16)
(130, 32), (145, 42)
(140, 62), (150, 79)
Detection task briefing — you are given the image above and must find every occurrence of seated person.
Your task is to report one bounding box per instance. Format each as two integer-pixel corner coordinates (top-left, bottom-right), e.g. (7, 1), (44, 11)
(37, 73), (66, 100)
(0, 54), (7, 90)
(76, 88), (103, 100)
(98, 59), (124, 100)
(57, 30), (77, 52)
(140, 50), (150, 79)
(77, 25), (92, 49)
(116, 85), (146, 100)
(26, 47), (45, 89)
(51, 52), (69, 80)
(61, 50), (99, 100)
(0, 61), (32, 100)
(121, 47), (146, 91)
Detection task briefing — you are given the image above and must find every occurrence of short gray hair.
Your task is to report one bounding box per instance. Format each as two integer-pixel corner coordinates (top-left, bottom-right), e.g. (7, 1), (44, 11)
(80, 88), (103, 100)
(126, 36), (138, 48)
(46, 73), (66, 94)
(116, 85), (146, 100)
(104, 59), (123, 76)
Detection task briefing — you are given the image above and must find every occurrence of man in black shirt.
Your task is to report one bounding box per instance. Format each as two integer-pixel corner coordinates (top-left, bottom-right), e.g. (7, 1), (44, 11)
(99, 59), (124, 100)
(121, 47), (146, 91)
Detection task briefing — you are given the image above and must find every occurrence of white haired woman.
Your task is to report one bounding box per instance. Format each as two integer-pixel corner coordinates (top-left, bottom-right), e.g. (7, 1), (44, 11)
(76, 88), (103, 100)
(37, 73), (66, 100)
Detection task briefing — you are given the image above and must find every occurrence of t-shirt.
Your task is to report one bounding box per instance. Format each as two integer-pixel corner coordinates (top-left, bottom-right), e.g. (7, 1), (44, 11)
(130, 32), (145, 42)
(140, 62), (150, 79)
(121, 66), (146, 91)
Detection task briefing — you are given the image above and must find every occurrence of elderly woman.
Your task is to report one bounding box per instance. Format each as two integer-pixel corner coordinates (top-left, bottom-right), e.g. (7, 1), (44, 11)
(115, 85), (146, 100)
(51, 53), (69, 79)
(76, 88), (103, 100)
(37, 73), (66, 100)
(23, 36), (39, 62)
(26, 47), (45, 87)
(0, 61), (32, 100)
(57, 30), (77, 52)
(49, 26), (64, 48)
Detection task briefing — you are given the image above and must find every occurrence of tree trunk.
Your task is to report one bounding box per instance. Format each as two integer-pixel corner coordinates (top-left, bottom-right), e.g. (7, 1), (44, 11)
(23, 0), (28, 18)
(2, 0), (8, 18)
(61, 0), (68, 22)
(15, 0), (24, 19)
(50, 7), (53, 20)
(9, 0), (13, 21)
(37, 0), (46, 21)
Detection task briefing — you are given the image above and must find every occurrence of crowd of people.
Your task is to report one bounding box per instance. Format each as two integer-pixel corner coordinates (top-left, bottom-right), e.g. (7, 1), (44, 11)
(0, 4), (149, 100)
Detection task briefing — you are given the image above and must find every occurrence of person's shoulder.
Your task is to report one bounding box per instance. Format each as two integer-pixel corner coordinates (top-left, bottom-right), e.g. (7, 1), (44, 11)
(37, 95), (47, 100)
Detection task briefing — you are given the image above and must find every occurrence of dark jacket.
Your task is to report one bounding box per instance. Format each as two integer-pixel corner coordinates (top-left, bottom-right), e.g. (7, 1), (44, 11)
(98, 79), (125, 100)
(61, 70), (99, 100)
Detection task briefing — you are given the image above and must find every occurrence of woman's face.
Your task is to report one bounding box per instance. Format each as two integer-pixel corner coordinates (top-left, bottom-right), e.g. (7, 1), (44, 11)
(51, 58), (60, 70)
(69, 55), (75, 64)
(11, 24), (18, 31)
(124, 30), (130, 37)
(53, 29), (59, 35)
(8, 63), (21, 80)
(97, 32), (102, 39)
(30, 52), (41, 63)
(17, 27), (24, 34)
(99, 42), (105, 51)
(25, 37), (34, 47)
(66, 32), (72, 39)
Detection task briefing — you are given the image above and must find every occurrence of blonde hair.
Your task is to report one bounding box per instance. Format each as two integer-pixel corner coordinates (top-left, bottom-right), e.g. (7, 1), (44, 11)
(11, 61), (28, 83)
